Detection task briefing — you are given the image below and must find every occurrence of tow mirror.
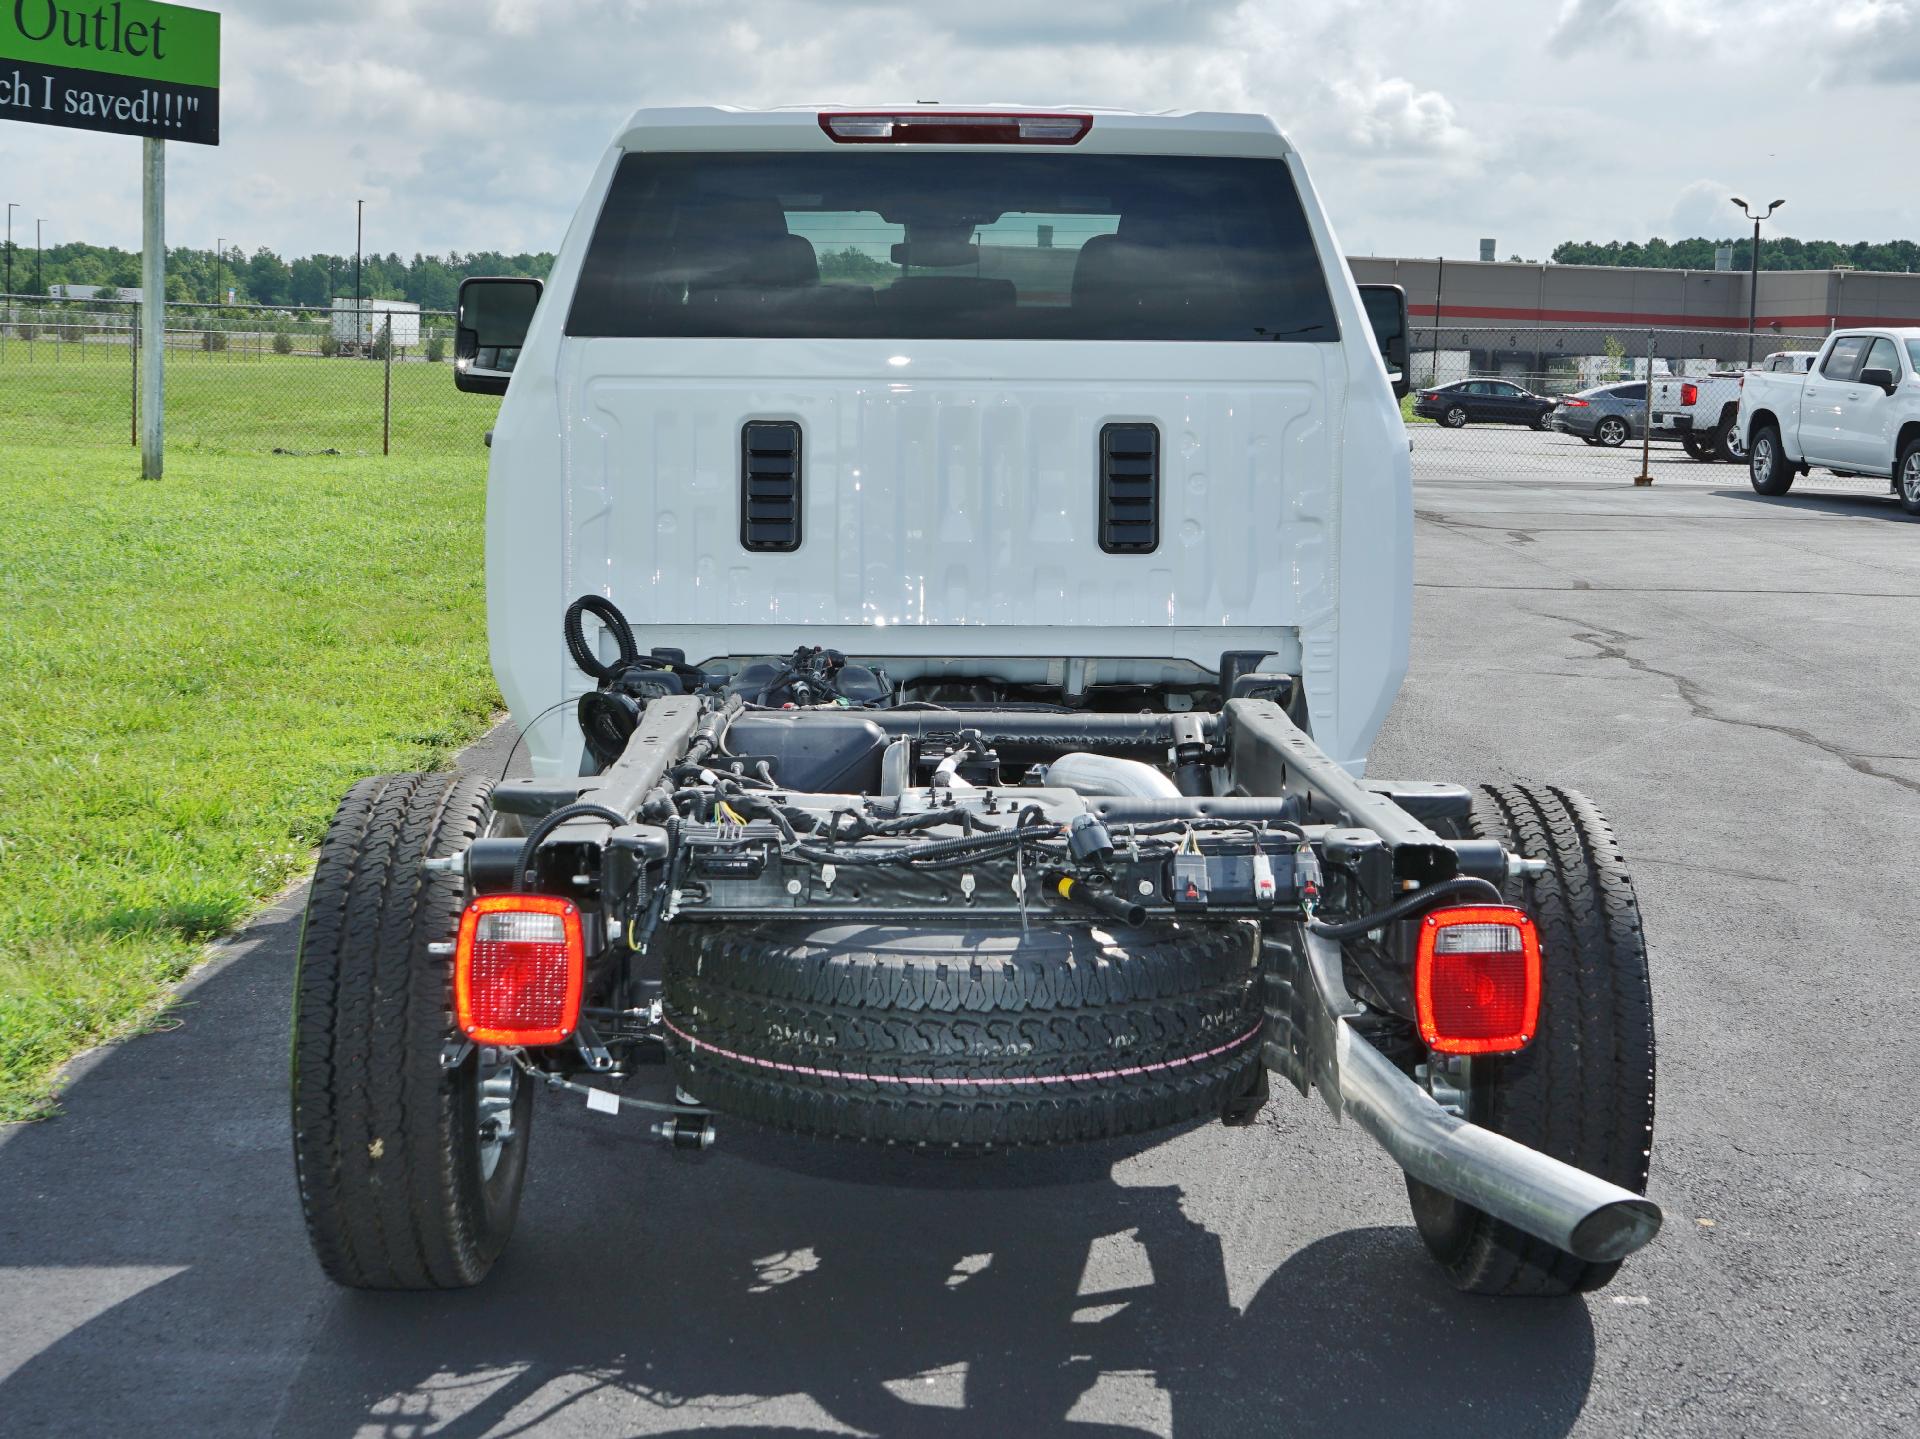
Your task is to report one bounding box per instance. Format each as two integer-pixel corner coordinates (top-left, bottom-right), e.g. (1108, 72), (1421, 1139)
(456, 276), (544, 396)
(1859, 366), (1898, 395)
(1358, 283), (1411, 400)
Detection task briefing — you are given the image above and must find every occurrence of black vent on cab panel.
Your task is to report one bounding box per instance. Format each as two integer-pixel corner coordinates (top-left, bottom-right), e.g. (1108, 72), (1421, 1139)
(1099, 423), (1160, 554)
(741, 422), (803, 552)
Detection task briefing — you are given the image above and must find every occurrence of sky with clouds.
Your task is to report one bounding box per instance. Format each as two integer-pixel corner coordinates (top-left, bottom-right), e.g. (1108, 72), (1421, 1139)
(4, 0), (1916, 264)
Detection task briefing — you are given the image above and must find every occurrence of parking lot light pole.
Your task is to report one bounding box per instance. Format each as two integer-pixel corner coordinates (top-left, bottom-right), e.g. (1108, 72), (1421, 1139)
(5, 203), (16, 297)
(1731, 197), (1785, 366)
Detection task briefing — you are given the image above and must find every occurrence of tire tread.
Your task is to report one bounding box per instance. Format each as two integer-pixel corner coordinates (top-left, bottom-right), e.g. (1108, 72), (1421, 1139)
(291, 771), (508, 1290)
(1412, 782), (1656, 1296)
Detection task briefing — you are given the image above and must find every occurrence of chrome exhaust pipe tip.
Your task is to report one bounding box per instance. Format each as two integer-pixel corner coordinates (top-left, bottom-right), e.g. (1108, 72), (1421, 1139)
(1569, 1197), (1664, 1264)
(1336, 1018), (1664, 1264)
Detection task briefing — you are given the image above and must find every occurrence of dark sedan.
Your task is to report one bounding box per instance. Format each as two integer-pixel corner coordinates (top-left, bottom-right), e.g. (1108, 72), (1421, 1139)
(1412, 379), (1557, 429)
(1548, 383), (1648, 447)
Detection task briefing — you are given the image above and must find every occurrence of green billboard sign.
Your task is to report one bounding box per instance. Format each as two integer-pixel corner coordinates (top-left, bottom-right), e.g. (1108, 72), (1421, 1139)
(0, 1), (220, 145)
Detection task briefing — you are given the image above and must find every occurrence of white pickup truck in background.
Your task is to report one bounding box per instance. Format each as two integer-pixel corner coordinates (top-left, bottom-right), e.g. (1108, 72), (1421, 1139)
(1758, 349), (1818, 377)
(1738, 328), (1920, 514)
(1668, 374), (1747, 462)
(1672, 351), (1821, 464)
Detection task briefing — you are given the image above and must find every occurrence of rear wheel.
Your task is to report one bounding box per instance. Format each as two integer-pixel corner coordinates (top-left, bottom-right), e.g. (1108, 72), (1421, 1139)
(1748, 423), (1794, 495)
(291, 772), (530, 1290)
(1407, 783), (1656, 1296)
(1595, 416), (1629, 447)
(1681, 432), (1715, 461)
(1715, 413), (1745, 463)
(1442, 405), (1469, 429)
(1897, 438), (1920, 517)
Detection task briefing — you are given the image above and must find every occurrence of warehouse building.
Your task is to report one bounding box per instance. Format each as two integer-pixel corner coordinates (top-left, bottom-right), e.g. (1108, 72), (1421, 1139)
(1346, 256), (1920, 374)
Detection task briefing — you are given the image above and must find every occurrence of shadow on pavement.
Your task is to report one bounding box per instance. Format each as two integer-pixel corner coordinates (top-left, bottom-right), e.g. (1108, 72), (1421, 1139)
(1714, 487), (1909, 520)
(0, 899), (1598, 1439)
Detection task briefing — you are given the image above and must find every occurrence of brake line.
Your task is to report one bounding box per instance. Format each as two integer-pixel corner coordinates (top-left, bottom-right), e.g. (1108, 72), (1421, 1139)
(1305, 875), (1503, 940)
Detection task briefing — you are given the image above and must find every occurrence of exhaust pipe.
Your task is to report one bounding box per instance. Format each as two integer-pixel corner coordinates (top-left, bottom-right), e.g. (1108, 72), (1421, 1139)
(1336, 1021), (1662, 1263)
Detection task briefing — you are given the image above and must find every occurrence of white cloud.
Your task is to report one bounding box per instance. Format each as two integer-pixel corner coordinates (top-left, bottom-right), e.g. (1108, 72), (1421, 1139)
(1550, 0), (1641, 50)
(1550, 0), (1920, 76)
(1666, 180), (1742, 241)
(1548, 0), (1719, 51)
(1822, 0), (1920, 84)
(1325, 74), (1470, 155)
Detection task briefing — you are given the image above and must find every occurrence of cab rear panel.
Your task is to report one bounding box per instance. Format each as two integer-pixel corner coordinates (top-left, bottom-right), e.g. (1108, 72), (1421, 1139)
(486, 108), (1410, 777)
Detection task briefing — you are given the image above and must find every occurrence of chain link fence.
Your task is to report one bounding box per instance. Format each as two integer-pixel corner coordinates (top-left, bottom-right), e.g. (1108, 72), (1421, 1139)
(0, 294), (499, 457)
(1403, 324), (1898, 497)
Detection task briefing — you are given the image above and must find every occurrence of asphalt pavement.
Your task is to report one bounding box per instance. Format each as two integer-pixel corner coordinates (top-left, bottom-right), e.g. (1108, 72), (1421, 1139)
(2, 445), (1917, 1437)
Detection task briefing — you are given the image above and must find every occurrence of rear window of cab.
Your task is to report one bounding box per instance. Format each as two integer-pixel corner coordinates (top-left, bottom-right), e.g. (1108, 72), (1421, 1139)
(566, 152), (1338, 343)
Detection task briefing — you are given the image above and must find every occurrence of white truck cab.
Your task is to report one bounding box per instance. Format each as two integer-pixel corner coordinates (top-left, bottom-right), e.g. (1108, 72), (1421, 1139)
(1738, 327), (1920, 511)
(457, 105), (1412, 776)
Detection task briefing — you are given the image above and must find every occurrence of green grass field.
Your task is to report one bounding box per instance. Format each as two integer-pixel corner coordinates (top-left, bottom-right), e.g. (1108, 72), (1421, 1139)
(0, 443), (501, 1120)
(0, 340), (495, 455)
(5, 340), (1433, 446)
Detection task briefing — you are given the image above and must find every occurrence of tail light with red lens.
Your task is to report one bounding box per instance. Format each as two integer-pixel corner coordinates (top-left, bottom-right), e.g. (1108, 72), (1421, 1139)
(1560, 397), (1589, 408)
(819, 112), (1091, 145)
(1414, 905), (1542, 1056)
(453, 894), (585, 1046)
(1681, 383), (1699, 406)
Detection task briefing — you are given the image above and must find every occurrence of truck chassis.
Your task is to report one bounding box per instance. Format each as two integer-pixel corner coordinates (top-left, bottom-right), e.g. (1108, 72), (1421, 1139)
(291, 608), (1660, 1297)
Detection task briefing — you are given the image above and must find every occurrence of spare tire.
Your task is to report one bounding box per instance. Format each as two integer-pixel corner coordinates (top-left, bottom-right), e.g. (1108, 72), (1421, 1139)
(660, 921), (1263, 1149)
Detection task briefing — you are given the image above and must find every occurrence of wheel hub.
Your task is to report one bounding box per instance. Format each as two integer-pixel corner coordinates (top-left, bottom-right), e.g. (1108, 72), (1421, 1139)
(475, 1050), (520, 1181)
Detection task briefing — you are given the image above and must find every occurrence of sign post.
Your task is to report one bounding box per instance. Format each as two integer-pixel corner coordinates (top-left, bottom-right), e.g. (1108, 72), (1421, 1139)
(0, 2), (221, 477)
(142, 136), (164, 476)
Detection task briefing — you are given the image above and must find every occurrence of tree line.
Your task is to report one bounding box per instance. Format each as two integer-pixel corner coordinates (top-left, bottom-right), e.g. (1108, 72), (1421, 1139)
(9, 233), (1914, 306)
(1, 240), (555, 310)
(1550, 236), (1920, 272)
